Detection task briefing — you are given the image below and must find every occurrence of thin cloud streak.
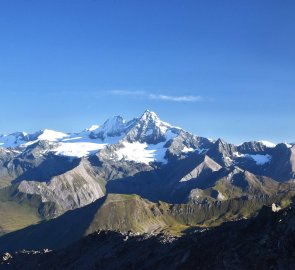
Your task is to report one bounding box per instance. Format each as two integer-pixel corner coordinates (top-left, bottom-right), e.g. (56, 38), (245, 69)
(109, 90), (202, 102)
(149, 94), (201, 102)
(110, 90), (146, 96)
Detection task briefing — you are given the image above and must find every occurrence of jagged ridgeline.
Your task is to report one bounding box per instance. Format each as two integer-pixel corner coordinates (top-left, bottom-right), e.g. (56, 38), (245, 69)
(0, 110), (295, 241)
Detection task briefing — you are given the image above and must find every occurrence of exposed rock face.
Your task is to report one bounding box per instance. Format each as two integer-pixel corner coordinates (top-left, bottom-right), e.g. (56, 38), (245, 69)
(237, 141), (268, 154)
(179, 156), (222, 182)
(266, 143), (295, 181)
(165, 131), (211, 161)
(17, 159), (105, 216)
(2, 205), (295, 270)
(0, 149), (18, 188)
(206, 138), (237, 167)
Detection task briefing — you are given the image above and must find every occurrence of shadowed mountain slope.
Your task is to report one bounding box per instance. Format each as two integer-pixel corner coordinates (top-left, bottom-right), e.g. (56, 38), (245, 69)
(2, 204), (295, 270)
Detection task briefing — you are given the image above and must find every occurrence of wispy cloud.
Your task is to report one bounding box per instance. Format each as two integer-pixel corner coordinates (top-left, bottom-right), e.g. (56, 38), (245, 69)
(110, 90), (146, 96)
(109, 90), (202, 102)
(149, 94), (201, 102)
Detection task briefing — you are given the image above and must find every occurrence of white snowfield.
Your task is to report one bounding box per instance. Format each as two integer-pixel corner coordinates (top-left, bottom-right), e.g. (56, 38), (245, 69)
(37, 129), (69, 141)
(115, 142), (157, 164)
(114, 140), (171, 165)
(54, 142), (106, 158)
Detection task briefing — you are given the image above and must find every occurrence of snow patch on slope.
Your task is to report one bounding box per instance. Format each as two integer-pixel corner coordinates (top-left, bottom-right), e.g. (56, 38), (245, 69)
(54, 142), (106, 158)
(114, 141), (170, 165)
(182, 146), (195, 153)
(86, 125), (99, 131)
(115, 142), (156, 164)
(247, 154), (272, 165)
(234, 151), (272, 166)
(258, 140), (276, 148)
(181, 147), (208, 155)
(284, 143), (293, 148)
(217, 191), (226, 201)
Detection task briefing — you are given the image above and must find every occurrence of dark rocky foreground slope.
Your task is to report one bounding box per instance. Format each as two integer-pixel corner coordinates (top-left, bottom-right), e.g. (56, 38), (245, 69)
(2, 204), (295, 270)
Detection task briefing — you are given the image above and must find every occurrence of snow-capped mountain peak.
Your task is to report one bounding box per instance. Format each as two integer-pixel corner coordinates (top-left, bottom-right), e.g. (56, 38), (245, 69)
(101, 116), (126, 131)
(123, 110), (179, 144)
(139, 110), (161, 121)
(138, 110), (171, 130)
(91, 116), (128, 140)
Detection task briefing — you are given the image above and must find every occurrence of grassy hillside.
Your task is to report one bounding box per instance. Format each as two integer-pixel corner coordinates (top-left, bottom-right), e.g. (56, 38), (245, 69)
(0, 185), (48, 235)
(0, 201), (41, 236)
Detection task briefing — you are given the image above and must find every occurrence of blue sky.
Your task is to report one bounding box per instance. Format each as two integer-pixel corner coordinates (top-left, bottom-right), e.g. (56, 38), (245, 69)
(0, 0), (294, 143)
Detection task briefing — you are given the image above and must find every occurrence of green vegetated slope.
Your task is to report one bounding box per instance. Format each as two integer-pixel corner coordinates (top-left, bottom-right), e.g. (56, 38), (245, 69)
(1, 190), (295, 253)
(0, 186), (44, 236)
(0, 201), (41, 236)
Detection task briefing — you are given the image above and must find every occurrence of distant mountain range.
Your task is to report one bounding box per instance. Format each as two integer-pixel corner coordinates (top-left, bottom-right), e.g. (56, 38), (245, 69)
(0, 110), (294, 253)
